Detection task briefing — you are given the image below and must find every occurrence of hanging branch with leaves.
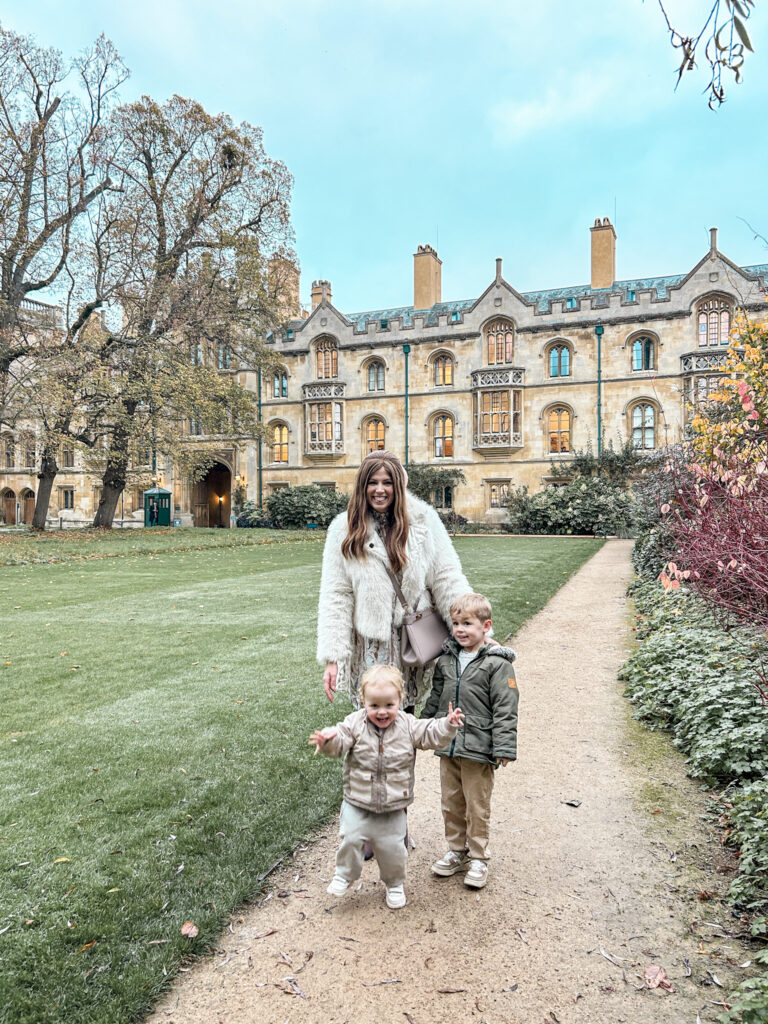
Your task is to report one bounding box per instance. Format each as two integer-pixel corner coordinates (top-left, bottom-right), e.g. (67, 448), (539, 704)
(657, 0), (755, 107)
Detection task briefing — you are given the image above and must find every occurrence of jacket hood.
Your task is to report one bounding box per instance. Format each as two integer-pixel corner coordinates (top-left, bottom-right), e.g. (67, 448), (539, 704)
(442, 638), (517, 663)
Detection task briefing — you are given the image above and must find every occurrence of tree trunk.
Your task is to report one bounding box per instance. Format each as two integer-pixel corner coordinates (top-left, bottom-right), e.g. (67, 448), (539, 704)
(32, 451), (59, 531)
(93, 454), (129, 528)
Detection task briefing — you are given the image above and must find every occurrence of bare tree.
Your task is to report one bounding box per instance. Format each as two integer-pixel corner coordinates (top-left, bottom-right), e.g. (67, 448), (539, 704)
(658, 0), (755, 107)
(0, 26), (128, 427)
(87, 94), (294, 527)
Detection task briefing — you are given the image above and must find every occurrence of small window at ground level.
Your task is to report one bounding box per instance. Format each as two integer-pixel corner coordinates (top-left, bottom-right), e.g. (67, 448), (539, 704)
(61, 488), (75, 509)
(489, 482), (510, 507)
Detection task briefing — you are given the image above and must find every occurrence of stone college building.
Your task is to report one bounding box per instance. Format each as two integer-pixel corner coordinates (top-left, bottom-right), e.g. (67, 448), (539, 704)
(1, 219), (766, 526)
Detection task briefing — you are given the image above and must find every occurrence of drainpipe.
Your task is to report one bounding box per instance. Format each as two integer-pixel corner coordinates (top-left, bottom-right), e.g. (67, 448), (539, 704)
(257, 367), (263, 507)
(595, 322), (604, 456)
(402, 344), (411, 464)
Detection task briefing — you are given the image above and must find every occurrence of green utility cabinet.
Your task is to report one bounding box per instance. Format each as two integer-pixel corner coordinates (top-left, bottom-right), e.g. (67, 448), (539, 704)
(143, 486), (172, 527)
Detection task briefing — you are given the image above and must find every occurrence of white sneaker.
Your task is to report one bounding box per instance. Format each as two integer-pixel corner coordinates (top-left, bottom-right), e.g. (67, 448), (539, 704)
(431, 850), (468, 877)
(464, 860), (489, 889)
(327, 875), (350, 896)
(385, 884), (406, 909)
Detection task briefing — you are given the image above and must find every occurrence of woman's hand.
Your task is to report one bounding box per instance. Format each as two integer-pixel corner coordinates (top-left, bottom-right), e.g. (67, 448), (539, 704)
(323, 662), (338, 702)
(447, 701), (464, 727)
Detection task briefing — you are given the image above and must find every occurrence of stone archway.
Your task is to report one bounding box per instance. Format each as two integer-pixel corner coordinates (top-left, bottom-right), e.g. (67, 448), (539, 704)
(191, 462), (232, 528)
(1, 488), (17, 525)
(19, 488), (35, 525)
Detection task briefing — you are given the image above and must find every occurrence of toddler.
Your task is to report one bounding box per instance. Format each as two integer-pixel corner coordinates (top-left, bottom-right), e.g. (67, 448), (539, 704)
(309, 663), (463, 909)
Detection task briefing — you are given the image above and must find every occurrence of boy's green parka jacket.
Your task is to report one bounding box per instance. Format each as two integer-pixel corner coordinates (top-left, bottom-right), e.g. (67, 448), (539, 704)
(421, 640), (518, 765)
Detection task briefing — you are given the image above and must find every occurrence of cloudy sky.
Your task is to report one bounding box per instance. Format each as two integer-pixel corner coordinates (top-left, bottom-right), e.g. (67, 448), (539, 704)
(4, 1), (766, 313)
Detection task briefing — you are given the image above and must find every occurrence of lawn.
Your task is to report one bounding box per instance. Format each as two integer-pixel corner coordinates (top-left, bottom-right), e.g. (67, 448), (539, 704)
(0, 532), (603, 1024)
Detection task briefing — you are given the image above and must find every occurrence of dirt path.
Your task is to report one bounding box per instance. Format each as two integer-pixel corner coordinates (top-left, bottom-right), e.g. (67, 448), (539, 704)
(148, 540), (749, 1024)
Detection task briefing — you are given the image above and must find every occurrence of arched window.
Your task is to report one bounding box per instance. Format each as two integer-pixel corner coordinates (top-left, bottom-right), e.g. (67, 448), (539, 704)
(631, 336), (655, 371)
(548, 344), (571, 378)
(22, 436), (35, 468)
(217, 342), (232, 369)
(631, 403), (656, 450)
(61, 443), (75, 468)
(190, 340), (204, 365)
(697, 297), (732, 347)
(433, 414), (454, 458)
(433, 354), (454, 387)
(548, 407), (571, 453)
(485, 319), (514, 365)
(271, 423), (289, 463)
(316, 337), (338, 379)
(273, 369), (288, 398)
(367, 360), (385, 392)
(2, 435), (15, 469)
(189, 417), (203, 436)
(365, 417), (386, 453)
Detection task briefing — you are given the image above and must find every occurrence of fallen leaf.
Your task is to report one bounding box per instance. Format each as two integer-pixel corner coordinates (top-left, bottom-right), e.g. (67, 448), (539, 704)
(77, 941), (96, 953)
(53, 857), (70, 864)
(181, 921), (199, 938)
(644, 964), (674, 991)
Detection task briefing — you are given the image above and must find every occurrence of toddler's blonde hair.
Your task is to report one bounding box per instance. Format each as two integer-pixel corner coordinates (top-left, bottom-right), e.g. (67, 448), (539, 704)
(450, 592), (492, 622)
(360, 663), (404, 701)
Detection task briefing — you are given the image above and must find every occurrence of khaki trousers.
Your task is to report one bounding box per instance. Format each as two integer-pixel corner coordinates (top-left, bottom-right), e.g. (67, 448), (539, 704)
(335, 800), (408, 887)
(439, 756), (495, 861)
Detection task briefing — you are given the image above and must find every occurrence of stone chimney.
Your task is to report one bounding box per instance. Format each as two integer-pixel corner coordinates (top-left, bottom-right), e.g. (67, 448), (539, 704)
(311, 279), (332, 311)
(590, 217), (616, 290)
(413, 244), (442, 309)
(268, 256), (300, 319)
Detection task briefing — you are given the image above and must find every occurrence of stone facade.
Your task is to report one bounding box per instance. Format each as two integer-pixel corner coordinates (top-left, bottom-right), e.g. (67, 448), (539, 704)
(253, 222), (768, 521)
(2, 221), (767, 527)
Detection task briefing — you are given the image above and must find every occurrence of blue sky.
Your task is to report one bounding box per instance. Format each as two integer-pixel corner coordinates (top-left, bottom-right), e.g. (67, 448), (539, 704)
(4, 0), (767, 313)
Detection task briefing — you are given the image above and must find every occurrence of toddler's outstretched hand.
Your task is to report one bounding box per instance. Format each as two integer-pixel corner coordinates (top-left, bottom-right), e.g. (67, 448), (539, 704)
(447, 702), (464, 727)
(308, 727), (337, 754)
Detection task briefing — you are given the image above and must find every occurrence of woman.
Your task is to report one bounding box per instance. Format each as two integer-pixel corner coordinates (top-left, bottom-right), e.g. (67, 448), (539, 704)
(317, 450), (471, 710)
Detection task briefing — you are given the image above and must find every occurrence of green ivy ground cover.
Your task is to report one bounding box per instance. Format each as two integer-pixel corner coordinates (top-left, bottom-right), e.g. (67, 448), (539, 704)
(620, 580), (768, 1023)
(0, 533), (602, 1024)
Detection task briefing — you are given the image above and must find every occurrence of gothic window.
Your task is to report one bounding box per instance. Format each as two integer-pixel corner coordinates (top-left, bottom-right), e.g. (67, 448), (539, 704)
(631, 403), (656, 450)
(433, 414), (454, 458)
(367, 360), (385, 392)
(3, 435), (15, 469)
(217, 342), (232, 369)
(548, 344), (571, 378)
(189, 417), (203, 436)
(489, 482), (510, 508)
(316, 337), (338, 379)
(22, 437), (35, 468)
(480, 391), (509, 435)
(433, 354), (454, 387)
(631, 336), (655, 371)
(271, 423), (289, 463)
(548, 407), (571, 454)
(365, 417), (386, 453)
(190, 340), (204, 365)
(697, 297), (732, 347)
(485, 319), (514, 365)
(308, 402), (343, 445)
(61, 488), (75, 510)
(273, 370), (288, 398)
(433, 485), (453, 508)
(61, 444), (75, 468)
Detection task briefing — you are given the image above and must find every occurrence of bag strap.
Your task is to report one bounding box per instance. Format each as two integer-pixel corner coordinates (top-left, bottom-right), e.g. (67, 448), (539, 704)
(383, 563), (411, 613)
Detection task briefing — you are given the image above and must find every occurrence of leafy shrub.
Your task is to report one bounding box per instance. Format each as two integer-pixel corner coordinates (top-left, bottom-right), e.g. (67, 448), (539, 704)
(406, 464), (467, 509)
(236, 501), (273, 528)
(506, 477), (637, 536)
(624, 574), (768, 1022)
(620, 582), (768, 784)
(437, 509), (468, 534)
(265, 485), (348, 529)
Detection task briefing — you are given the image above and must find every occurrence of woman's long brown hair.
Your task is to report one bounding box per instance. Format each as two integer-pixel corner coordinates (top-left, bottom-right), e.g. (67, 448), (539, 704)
(341, 451), (409, 572)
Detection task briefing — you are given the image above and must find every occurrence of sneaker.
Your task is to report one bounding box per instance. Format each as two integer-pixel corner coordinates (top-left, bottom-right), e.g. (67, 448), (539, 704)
(431, 850), (468, 877)
(327, 875), (350, 896)
(385, 884), (406, 909)
(464, 860), (489, 889)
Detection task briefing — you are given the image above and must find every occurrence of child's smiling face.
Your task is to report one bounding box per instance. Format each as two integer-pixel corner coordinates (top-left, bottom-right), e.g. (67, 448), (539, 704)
(452, 613), (491, 652)
(363, 679), (401, 729)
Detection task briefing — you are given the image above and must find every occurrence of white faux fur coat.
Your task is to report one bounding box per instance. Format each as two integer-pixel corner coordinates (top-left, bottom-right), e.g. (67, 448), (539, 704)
(316, 492), (471, 668)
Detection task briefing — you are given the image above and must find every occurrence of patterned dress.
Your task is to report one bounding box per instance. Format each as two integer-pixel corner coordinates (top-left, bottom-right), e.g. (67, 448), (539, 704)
(337, 512), (433, 709)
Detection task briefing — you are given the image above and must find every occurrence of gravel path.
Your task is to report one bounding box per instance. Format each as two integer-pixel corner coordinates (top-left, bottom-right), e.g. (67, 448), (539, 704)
(147, 540), (748, 1024)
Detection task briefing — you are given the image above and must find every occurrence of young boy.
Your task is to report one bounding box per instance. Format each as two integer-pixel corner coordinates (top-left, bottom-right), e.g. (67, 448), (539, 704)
(309, 664), (464, 909)
(421, 592), (518, 889)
